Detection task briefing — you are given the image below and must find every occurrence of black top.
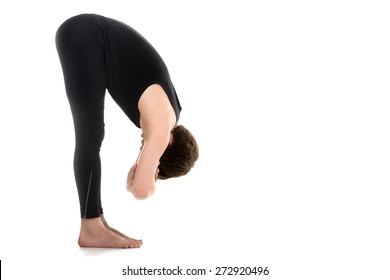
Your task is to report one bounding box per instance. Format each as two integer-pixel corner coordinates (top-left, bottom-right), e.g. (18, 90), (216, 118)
(92, 14), (181, 128)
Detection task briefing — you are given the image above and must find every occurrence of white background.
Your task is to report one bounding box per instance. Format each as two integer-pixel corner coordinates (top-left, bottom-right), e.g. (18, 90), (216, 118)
(0, 0), (389, 279)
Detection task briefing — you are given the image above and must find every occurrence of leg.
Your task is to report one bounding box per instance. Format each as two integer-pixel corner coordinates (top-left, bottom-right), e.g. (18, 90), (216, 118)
(56, 16), (142, 248)
(56, 16), (106, 219)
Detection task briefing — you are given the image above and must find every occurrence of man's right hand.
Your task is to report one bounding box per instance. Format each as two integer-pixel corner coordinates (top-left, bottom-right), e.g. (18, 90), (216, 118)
(126, 162), (137, 193)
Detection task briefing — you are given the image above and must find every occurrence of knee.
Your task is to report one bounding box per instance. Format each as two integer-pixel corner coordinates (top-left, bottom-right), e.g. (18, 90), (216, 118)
(75, 126), (104, 149)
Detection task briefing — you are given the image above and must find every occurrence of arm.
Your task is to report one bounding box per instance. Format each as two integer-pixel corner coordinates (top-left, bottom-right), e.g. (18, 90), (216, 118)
(128, 133), (168, 199)
(126, 149), (158, 195)
(127, 84), (176, 200)
(126, 161), (138, 194)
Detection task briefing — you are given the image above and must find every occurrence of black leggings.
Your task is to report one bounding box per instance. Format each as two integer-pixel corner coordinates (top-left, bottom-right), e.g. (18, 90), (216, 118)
(56, 16), (106, 218)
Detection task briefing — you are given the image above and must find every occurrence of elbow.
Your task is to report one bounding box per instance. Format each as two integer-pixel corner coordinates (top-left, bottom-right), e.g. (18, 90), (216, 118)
(133, 190), (149, 200)
(132, 186), (154, 200)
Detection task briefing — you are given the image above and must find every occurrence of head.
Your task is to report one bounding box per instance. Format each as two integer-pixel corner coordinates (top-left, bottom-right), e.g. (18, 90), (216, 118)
(158, 125), (199, 180)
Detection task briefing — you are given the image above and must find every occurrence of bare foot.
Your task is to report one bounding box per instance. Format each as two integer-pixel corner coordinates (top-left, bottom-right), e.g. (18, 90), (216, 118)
(78, 217), (134, 248)
(101, 215), (143, 248)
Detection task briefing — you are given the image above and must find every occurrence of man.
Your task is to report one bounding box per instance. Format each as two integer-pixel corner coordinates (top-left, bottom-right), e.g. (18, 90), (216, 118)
(56, 14), (198, 248)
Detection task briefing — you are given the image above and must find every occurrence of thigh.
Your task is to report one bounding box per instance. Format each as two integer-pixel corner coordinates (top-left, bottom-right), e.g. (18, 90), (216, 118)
(56, 16), (107, 144)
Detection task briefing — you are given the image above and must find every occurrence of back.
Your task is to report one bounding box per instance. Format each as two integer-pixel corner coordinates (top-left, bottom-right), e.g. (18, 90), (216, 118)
(100, 15), (182, 127)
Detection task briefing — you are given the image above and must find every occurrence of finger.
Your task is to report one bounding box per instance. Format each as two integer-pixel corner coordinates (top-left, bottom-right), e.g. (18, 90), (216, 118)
(130, 163), (138, 173)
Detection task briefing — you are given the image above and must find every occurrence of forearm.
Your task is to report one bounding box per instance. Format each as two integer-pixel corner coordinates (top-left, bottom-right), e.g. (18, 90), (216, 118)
(127, 130), (166, 200)
(126, 151), (156, 200)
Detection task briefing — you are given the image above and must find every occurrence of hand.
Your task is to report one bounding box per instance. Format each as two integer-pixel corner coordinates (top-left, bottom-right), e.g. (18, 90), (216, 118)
(126, 162), (137, 192)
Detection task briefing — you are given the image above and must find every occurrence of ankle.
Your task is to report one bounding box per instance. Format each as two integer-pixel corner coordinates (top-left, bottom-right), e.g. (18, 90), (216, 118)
(80, 217), (105, 232)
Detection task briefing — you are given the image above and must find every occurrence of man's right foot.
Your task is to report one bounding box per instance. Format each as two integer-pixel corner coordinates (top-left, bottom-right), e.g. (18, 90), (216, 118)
(78, 217), (141, 249)
(100, 214), (143, 248)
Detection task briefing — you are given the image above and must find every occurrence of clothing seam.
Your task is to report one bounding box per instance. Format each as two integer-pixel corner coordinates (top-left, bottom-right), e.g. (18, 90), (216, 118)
(84, 172), (93, 218)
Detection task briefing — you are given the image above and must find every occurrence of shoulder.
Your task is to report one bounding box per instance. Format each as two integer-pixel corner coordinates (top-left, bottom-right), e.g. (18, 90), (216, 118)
(138, 84), (176, 130)
(139, 84), (170, 108)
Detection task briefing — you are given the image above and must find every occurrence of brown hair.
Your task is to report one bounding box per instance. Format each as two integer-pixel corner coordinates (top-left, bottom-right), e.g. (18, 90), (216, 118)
(158, 125), (199, 179)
